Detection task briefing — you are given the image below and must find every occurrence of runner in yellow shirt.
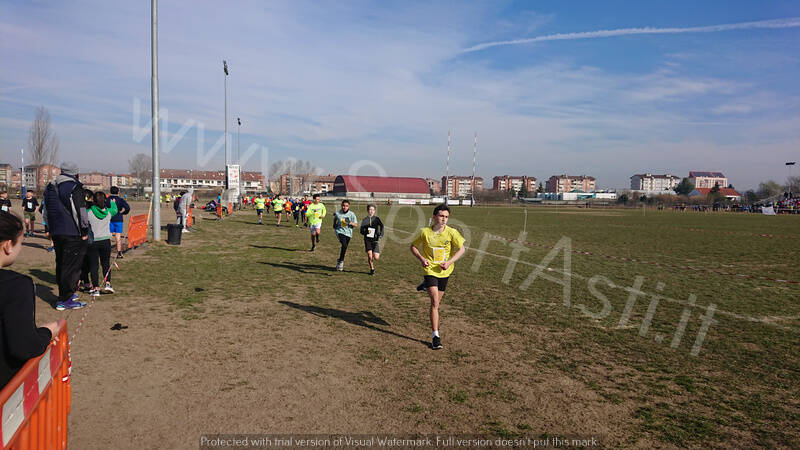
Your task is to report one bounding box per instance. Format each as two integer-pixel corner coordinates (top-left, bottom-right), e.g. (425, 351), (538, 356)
(271, 194), (285, 227)
(253, 193), (266, 224)
(410, 204), (466, 350)
(305, 194), (327, 252)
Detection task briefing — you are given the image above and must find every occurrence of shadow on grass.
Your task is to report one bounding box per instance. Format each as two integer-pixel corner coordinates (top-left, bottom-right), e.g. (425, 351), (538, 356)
(250, 244), (301, 252)
(260, 261), (333, 276)
(279, 301), (429, 347)
(22, 241), (47, 250)
(35, 284), (59, 309)
(29, 268), (56, 284)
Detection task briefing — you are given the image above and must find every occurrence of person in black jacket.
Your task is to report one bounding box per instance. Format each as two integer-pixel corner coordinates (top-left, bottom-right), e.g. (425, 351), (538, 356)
(43, 163), (89, 310)
(359, 204), (384, 276)
(0, 211), (59, 388)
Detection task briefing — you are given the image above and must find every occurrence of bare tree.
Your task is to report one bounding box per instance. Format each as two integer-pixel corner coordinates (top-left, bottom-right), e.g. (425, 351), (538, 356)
(128, 153), (152, 194)
(28, 106), (59, 167)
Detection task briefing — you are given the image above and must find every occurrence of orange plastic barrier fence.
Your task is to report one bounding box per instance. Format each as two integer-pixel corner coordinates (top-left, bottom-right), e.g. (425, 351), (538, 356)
(228, 202), (232, 216)
(127, 214), (149, 249)
(186, 207), (193, 228)
(0, 321), (71, 450)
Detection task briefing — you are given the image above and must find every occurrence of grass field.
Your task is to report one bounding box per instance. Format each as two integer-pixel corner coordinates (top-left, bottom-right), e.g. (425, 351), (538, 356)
(24, 203), (800, 448)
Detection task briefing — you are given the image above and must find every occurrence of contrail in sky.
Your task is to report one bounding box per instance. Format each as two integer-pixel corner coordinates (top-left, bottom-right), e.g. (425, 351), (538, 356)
(461, 17), (800, 53)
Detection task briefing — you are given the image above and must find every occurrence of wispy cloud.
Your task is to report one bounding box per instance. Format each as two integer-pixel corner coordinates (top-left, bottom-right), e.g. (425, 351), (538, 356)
(462, 17), (800, 53)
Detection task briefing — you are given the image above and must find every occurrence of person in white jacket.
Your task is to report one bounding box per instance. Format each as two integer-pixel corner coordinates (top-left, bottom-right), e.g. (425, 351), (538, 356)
(179, 189), (193, 232)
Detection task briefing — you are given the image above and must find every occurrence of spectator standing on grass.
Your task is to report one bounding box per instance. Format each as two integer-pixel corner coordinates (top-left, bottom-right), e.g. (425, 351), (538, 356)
(85, 192), (118, 297)
(332, 199), (357, 272)
(359, 204), (384, 276)
(0, 211), (60, 388)
(107, 186), (130, 259)
(43, 163), (89, 311)
(21, 191), (39, 237)
(306, 194), (326, 252)
(0, 192), (11, 213)
(410, 204), (466, 350)
(179, 190), (192, 233)
(216, 192), (223, 220)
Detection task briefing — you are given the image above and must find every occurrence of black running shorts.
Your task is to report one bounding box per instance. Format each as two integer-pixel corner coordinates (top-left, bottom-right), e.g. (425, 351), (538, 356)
(423, 275), (449, 292)
(364, 239), (380, 253)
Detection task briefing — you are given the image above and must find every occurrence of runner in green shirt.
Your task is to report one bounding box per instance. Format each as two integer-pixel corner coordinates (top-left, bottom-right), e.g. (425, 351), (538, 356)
(271, 194), (285, 227)
(305, 194), (326, 252)
(253, 193), (266, 224)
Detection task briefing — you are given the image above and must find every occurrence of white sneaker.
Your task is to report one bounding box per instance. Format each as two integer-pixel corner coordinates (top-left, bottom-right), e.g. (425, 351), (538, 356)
(103, 282), (115, 294)
(182, 228), (189, 233)
(336, 261), (344, 271)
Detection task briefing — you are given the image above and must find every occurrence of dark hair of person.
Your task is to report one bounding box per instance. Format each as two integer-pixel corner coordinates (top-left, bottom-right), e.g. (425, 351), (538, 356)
(341, 199), (350, 206)
(433, 204), (450, 216)
(93, 191), (107, 209)
(0, 212), (24, 244)
(367, 203), (376, 210)
(110, 186), (119, 195)
(313, 194), (320, 199)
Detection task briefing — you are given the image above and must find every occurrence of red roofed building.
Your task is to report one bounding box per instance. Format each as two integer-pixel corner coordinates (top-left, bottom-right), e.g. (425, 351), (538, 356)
(333, 175), (431, 199)
(689, 187), (741, 201)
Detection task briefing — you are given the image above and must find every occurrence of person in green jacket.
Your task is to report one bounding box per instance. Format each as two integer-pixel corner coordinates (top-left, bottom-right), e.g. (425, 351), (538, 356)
(85, 192), (118, 296)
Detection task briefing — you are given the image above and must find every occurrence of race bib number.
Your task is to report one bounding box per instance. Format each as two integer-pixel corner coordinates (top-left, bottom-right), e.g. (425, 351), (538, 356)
(366, 227), (376, 238)
(432, 247), (446, 264)
(1, 205), (7, 212)
(27, 202), (33, 209)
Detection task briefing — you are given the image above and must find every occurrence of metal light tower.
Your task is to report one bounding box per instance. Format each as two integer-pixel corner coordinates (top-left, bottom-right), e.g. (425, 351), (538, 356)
(471, 132), (477, 207)
(223, 60), (229, 168)
(237, 117), (241, 164)
(445, 130), (451, 203)
(151, 0), (161, 240)
(20, 148), (25, 197)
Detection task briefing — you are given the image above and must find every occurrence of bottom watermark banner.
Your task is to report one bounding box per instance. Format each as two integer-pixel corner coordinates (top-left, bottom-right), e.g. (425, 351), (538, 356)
(199, 434), (602, 449)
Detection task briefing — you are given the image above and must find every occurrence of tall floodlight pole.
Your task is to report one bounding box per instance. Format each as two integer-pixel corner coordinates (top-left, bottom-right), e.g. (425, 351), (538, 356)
(445, 130), (451, 203)
(223, 61), (229, 169)
(237, 117), (241, 164)
(151, 0), (161, 240)
(471, 132), (477, 207)
(20, 148), (25, 197)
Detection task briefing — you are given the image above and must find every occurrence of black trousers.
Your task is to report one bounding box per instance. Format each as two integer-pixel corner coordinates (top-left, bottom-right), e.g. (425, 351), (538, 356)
(53, 235), (88, 302)
(87, 239), (112, 286)
(337, 233), (351, 262)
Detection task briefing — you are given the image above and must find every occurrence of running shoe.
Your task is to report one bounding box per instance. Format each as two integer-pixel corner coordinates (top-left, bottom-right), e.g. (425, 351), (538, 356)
(336, 261), (344, 271)
(431, 336), (442, 350)
(309, 245), (315, 252)
(103, 282), (115, 294)
(369, 269), (375, 276)
(416, 281), (426, 292)
(90, 288), (101, 297)
(56, 298), (86, 310)
(47, 246), (54, 252)
(117, 252), (124, 259)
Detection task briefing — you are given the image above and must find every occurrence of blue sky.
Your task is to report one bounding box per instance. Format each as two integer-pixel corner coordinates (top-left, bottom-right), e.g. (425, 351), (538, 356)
(1, 0), (799, 189)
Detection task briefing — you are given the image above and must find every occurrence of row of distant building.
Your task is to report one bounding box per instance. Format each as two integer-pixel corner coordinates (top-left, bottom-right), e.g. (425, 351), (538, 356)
(0, 163), (740, 200)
